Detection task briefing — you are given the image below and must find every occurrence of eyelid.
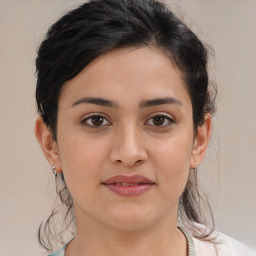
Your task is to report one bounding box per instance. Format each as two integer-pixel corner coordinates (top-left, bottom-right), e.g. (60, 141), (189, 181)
(145, 113), (175, 127)
(81, 113), (112, 127)
(80, 112), (175, 128)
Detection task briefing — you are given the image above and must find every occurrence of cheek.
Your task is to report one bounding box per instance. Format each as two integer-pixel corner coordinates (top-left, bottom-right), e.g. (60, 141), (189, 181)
(57, 133), (109, 192)
(151, 132), (193, 197)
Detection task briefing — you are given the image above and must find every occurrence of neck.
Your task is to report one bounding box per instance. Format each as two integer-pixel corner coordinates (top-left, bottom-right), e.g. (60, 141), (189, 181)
(66, 211), (187, 256)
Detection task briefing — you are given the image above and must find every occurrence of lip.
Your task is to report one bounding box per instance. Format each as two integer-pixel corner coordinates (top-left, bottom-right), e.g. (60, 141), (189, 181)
(102, 175), (155, 196)
(102, 174), (155, 185)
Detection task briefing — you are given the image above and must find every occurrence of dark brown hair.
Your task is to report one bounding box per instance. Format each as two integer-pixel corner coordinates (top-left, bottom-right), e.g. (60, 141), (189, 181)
(36, 0), (217, 251)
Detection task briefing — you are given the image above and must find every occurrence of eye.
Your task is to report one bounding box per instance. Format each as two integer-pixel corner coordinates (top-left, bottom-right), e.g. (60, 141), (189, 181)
(81, 114), (111, 127)
(146, 114), (174, 127)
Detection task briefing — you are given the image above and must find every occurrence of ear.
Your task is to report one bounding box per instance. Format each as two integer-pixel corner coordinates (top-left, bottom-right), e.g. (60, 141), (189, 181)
(35, 116), (61, 173)
(190, 114), (212, 168)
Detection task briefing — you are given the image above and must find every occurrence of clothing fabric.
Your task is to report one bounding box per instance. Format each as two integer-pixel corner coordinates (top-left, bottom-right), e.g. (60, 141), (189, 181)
(192, 231), (254, 256)
(48, 245), (66, 256)
(48, 229), (255, 256)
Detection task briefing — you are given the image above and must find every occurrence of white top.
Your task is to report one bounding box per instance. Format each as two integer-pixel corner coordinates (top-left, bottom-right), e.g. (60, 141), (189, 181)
(48, 228), (255, 256)
(192, 231), (255, 256)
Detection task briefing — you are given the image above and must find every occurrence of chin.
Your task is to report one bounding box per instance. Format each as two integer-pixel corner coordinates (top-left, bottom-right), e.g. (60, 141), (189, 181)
(104, 206), (158, 231)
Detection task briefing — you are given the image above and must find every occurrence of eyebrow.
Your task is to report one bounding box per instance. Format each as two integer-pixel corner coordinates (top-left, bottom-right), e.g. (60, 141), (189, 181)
(72, 97), (118, 108)
(139, 97), (182, 108)
(71, 96), (182, 109)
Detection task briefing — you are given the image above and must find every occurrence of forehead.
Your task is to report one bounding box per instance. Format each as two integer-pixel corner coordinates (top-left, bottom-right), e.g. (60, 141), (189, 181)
(59, 47), (191, 111)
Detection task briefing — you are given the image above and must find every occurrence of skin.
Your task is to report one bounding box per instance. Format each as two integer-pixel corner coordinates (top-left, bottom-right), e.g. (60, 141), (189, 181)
(35, 47), (211, 256)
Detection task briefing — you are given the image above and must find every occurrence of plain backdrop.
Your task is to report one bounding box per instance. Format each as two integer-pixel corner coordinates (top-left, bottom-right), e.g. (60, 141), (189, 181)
(0, 0), (255, 255)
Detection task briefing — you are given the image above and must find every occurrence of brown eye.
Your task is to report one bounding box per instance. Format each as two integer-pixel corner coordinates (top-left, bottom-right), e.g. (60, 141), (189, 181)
(82, 115), (111, 127)
(91, 116), (104, 126)
(146, 114), (174, 127)
(153, 116), (165, 126)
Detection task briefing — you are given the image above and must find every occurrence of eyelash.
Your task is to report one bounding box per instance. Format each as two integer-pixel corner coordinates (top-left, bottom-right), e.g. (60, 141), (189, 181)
(81, 113), (174, 128)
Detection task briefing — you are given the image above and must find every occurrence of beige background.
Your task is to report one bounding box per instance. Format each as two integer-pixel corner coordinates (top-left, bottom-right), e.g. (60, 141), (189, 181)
(0, 0), (255, 255)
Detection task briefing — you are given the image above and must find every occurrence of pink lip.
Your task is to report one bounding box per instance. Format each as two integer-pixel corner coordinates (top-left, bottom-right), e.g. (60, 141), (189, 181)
(102, 175), (155, 196)
(103, 174), (154, 184)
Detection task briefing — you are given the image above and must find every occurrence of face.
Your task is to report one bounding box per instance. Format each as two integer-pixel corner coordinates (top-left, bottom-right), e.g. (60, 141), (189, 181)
(38, 47), (209, 232)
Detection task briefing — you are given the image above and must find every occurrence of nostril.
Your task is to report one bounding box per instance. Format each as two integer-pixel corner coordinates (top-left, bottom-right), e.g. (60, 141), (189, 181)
(114, 159), (145, 167)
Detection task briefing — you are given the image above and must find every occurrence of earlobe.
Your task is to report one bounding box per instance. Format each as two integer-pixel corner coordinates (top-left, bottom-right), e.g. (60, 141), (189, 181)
(35, 117), (61, 173)
(190, 114), (212, 168)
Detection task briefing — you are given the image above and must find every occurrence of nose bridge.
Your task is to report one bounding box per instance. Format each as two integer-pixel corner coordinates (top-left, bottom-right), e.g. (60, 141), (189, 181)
(121, 123), (140, 151)
(110, 121), (147, 166)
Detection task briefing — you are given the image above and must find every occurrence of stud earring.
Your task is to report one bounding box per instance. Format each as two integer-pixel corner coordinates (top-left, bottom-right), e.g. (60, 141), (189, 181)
(52, 165), (57, 176)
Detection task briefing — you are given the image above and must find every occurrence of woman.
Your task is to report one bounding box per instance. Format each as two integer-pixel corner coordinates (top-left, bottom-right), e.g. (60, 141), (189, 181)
(35, 0), (254, 255)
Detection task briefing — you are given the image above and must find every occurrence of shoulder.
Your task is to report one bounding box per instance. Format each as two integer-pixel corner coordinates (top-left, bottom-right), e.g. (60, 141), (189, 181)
(192, 229), (255, 256)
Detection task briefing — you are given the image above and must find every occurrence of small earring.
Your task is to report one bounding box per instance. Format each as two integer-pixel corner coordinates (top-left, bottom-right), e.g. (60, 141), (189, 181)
(52, 165), (57, 176)
(194, 162), (199, 187)
(194, 162), (198, 172)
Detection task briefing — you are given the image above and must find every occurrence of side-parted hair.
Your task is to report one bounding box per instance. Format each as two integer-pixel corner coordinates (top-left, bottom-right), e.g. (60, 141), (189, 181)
(36, 0), (217, 251)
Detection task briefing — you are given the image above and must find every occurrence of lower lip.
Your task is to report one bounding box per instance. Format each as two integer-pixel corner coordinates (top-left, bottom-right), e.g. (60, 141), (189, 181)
(103, 184), (154, 196)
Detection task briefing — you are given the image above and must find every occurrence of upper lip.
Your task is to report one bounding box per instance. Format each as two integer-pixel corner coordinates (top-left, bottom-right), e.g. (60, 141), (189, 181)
(102, 175), (155, 185)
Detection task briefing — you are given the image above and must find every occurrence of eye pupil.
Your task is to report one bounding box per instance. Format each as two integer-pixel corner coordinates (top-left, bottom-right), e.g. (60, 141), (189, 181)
(92, 116), (104, 126)
(153, 116), (165, 126)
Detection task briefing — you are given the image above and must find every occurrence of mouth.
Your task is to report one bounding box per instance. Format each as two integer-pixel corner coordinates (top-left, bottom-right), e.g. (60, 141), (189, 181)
(102, 175), (155, 196)
(102, 174), (155, 184)
(107, 182), (152, 186)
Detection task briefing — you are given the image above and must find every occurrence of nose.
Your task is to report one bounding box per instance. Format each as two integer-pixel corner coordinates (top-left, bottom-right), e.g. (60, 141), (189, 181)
(110, 124), (148, 167)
